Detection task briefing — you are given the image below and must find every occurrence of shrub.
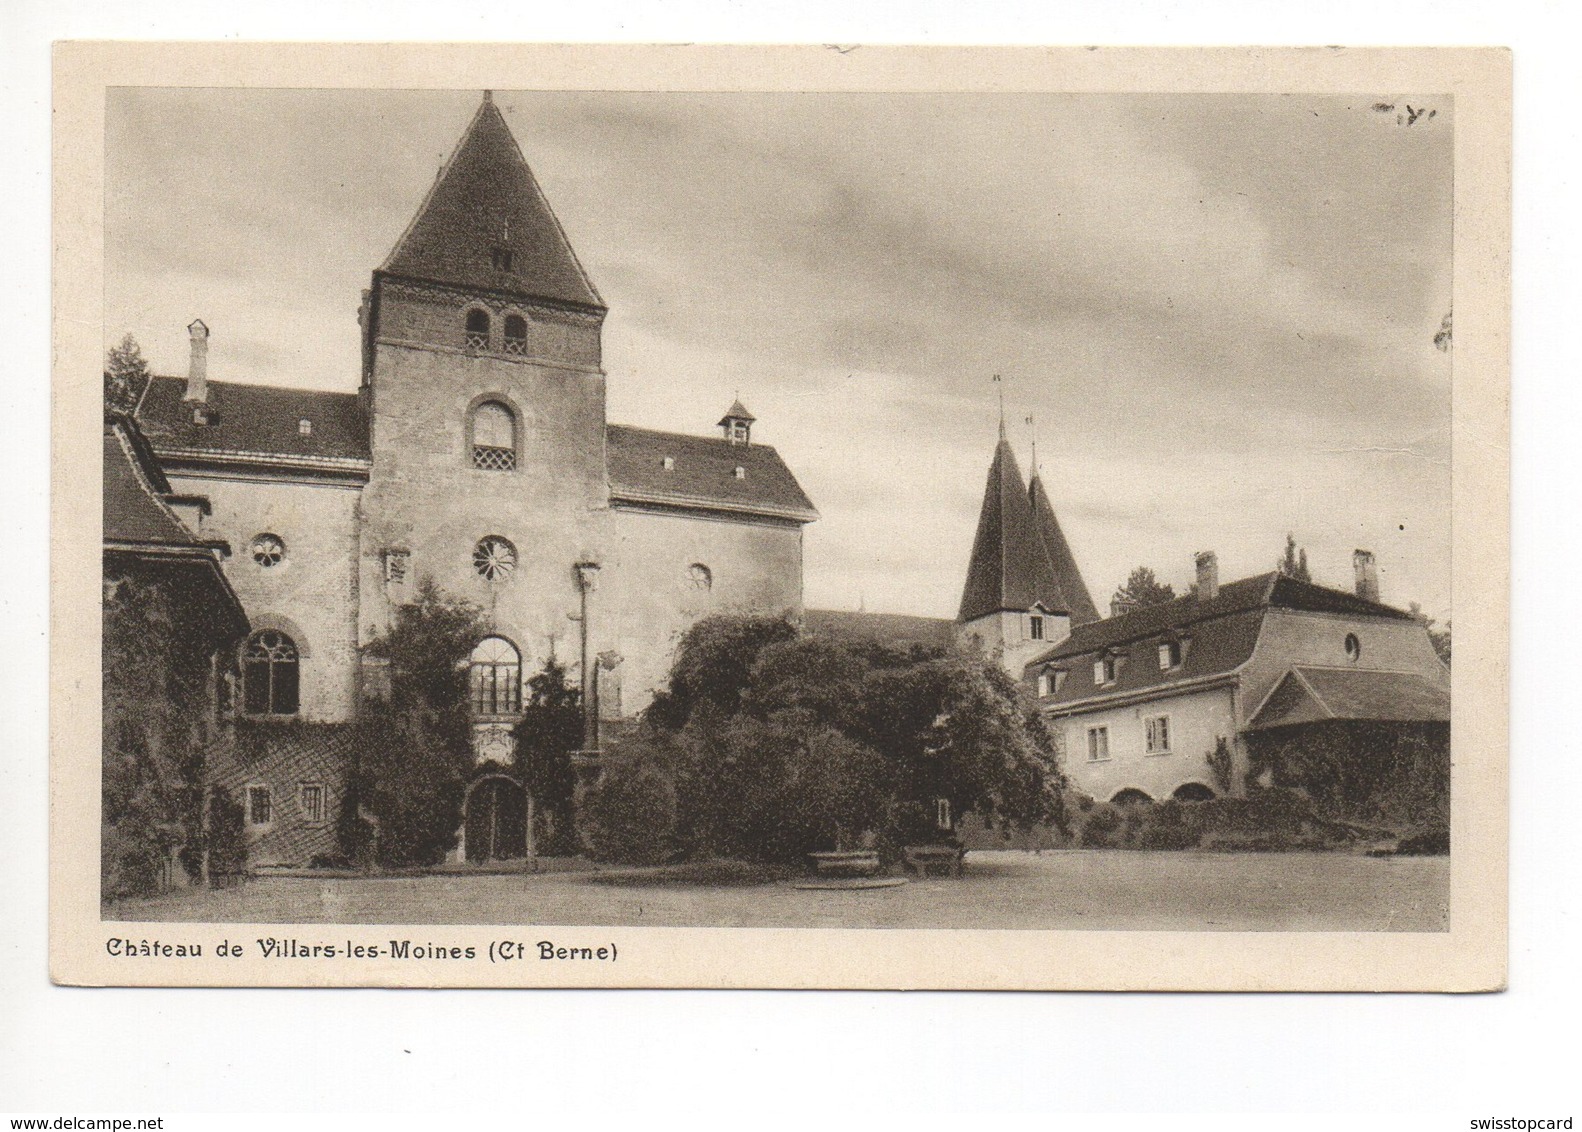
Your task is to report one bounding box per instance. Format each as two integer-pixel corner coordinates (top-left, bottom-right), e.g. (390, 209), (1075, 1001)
(1079, 802), (1124, 848)
(205, 786), (247, 884)
(580, 761), (679, 866)
(1134, 799), (1202, 850)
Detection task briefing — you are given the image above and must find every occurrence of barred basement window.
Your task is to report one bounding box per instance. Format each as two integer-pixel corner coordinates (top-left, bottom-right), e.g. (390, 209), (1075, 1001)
(503, 314), (528, 354)
(471, 401), (517, 471)
(243, 630), (300, 715)
(247, 785), (273, 826)
(472, 536), (517, 581)
(470, 637), (522, 715)
(464, 308), (490, 351)
(299, 783), (325, 823)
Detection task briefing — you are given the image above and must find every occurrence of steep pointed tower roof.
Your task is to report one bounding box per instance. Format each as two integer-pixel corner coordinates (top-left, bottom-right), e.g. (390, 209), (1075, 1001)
(380, 92), (604, 310)
(1029, 472), (1100, 625)
(957, 437), (1070, 622)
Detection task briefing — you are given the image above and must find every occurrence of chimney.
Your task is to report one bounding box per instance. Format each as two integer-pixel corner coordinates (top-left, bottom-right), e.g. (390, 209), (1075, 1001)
(1110, 596), (1137, 619)
(184, 319), (209, 403)
(1195, 551), (1219, 602)
(1353, 549), (1380, 603)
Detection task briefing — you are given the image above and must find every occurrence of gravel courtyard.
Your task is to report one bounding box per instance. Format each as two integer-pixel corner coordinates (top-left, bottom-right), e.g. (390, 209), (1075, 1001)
(109, 850), (1450, 932)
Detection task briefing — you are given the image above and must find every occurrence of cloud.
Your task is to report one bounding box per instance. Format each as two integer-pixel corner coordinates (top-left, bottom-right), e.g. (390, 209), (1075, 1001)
(105, 88), (1454, 622)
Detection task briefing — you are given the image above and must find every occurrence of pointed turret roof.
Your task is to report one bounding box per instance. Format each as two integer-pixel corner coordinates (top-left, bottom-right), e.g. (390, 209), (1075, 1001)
(1029, 472), (1100, 625)
(380, 93), (604, 310)
(718, 399), (756, 425)
(957, 437), (1070, 622)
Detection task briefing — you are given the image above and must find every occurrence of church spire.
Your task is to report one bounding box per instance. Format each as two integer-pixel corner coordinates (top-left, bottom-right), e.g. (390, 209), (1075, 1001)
(380, 92), (604, 310)
(957, 432), (1068, 623)
(1029, 471), (1099, 625)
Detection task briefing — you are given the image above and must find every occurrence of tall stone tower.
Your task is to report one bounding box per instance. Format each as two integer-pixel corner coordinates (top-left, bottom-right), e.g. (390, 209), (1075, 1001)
(356, 92), (611, 703)
(957, 428), (1097, 675)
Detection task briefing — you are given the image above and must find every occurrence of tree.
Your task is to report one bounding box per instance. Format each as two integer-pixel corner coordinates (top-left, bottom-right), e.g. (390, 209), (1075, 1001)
(513, 657), (582, 854)
(1409, 603), (1452, 668)
(1277, 533), (1311, 583)
(347, 582), (491, 866)
(1113, 566), (1175, 609)
(105, 333), (151, 416)
(609, 614), (1068, 865)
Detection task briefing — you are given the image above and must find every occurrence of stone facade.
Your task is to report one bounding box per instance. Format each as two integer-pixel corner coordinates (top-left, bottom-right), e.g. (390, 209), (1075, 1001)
(128, 94), (818, 867)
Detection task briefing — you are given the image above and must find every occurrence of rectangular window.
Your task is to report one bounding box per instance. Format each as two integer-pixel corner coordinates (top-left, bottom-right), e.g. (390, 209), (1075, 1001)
(1145, 715), (1172, 755)
(1159, 641), (1182, 670)
(300, 783), (325, 823)
(936, 798), (952, 830)
(1087, 726), (1110, 762)
(1029, 615), (1044, 640)
(1036, 672), (1050, 697)
(247, 785), (272, 825)
(1095, 655), (1119, 685)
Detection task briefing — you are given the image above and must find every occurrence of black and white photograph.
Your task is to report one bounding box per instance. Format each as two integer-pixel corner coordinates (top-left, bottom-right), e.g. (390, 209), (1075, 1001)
(53, 44), (1508, 990)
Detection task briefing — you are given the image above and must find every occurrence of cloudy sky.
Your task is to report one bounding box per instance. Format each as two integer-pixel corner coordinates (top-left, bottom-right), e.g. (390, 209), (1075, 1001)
(106, 88), (1453, 621)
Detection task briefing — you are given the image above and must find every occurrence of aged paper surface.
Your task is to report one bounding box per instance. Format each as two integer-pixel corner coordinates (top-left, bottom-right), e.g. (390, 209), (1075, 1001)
(52, 42), (1509, 990)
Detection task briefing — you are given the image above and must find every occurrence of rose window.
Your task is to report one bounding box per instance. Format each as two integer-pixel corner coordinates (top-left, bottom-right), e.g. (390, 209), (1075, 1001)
(473, 536), (517, 581)
(251, 533), (286, 568)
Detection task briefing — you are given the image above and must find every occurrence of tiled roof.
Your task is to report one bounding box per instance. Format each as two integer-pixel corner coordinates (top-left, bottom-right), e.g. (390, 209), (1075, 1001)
(136, 376), (370, 463)
(606, 424), (818, 523)
(1039, 572), (1412, 663)
(380, 95), (603, 311)
(1030, 473), (1100, 625)
(1029, 572), (1421, 709)
(958, 438), (1070, 621)
(803, 609), (957, 649)
(104, 418), (196, 547)
(1248, 667), (1451, 730)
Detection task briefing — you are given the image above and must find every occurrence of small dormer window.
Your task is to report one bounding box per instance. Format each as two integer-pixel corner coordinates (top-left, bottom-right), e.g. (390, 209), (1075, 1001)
(1094, 654), (1120, 686)
(662, 456), (675, 471)
(733, 466), (746, 480)
(1038, 668), (1066, 697)
(1158, 639), (1183, 670)
(491, 247), (514, 272)
(1344, 633), (1362, 662)
(298, 418), (312, 436)
(1029, 614), (1045, 641)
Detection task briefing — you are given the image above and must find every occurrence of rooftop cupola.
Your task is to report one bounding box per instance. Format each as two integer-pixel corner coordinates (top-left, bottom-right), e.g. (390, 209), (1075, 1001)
(719, 399), (756, 446)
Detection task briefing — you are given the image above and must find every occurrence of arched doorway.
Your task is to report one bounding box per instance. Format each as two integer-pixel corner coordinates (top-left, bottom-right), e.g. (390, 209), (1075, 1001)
(1172, 782), (1217, 803)
(1110, 788), (1155, 807)
(464, 776), (527, 862)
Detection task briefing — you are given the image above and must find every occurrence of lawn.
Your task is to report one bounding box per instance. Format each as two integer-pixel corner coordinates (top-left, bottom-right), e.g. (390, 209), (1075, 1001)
(108, 850), (1449, 932)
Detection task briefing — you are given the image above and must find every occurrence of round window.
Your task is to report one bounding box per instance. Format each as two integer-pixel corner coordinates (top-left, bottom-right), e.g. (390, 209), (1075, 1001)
(251, 533), (286, 568)
(473, 536), (517, 581)
(1344, 633), (1361, 661)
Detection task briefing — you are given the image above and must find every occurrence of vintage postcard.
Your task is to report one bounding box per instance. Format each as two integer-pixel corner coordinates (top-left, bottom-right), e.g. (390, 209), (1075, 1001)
(52, 43), (1509, 990)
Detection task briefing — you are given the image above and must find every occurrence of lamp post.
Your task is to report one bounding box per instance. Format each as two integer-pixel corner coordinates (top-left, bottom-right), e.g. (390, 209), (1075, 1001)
(573, 561), (601, 753)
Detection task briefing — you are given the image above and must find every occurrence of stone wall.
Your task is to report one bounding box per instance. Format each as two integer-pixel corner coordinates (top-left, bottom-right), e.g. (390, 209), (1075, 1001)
(1057, 685), (1239, 805)
(601, 506), (806, 717)
(168, 472), (363, 722)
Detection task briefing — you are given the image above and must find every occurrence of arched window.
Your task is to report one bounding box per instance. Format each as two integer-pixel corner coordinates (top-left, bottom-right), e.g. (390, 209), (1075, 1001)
(470, 637), (521, 716)
(471, 401), (516, 471)
(243, 630), (299, 715)
(464, 308), (490, 351)
(503, 314), (528, 355)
